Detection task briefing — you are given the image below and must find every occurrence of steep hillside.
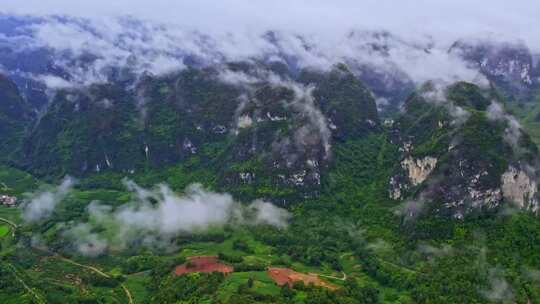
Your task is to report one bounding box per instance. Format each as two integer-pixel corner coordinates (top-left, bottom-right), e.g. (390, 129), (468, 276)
(450, 41), (540, 102)
(389, 82), (540, 219)
(0, 74), (31, 160)
(18, 64), (380, 202)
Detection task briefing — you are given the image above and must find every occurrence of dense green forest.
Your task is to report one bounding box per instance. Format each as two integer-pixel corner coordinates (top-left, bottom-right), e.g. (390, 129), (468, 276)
(1, 60), (540, 304)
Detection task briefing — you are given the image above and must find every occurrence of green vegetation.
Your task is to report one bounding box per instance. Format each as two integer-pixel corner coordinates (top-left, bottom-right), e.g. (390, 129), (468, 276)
(2, 62), (540, 304)
(5, 125), (535, 303)
(0, 206), (21, 224)
(0, 165), (39, 195)
(507, 96), (540, 149)
(0, 225), (8, 237)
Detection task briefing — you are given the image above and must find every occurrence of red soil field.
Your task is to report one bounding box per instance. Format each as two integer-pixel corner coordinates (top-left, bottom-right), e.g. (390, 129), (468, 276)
(174, 256), (234, 276)
(267, 267), (338, 290)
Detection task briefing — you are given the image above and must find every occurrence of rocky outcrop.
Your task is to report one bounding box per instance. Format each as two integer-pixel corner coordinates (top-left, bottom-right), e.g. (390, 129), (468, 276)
(450, 41), (539, 100)
(398, 162), (540, 219)
(401, 157), (438, 186)
(501, 166), (539, 212)
(389, 156), (438, 200)
(444, 165), (539, 218)
(389, 176), (406, 200)
(388, 82), (540, 218)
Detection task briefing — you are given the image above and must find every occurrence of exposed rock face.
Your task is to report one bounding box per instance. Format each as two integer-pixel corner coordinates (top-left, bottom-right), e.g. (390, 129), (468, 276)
(443, 178), (504, 220)
(434, 150), (510, 218)
(237, 115), (253, 129)
(388, 82), (540, 219)
(401, 157), (438, 186)
(19, 63), (380, 205)
(388, 176), (405, 200)
(388, 156), (438, 200)
(239, 172), (255, 184)
(395, 157), (540, 218)
(501, 166), (539, 212)
(443, 165), (539, 218)
(450, 41), (540, 100)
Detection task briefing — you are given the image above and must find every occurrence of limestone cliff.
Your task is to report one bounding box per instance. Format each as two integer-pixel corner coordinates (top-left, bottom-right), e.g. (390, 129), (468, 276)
(501, 166), (539, 212)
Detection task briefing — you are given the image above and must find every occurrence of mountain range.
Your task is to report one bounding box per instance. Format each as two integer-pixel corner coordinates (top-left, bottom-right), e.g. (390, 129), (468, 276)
(2, 12), (540, 304)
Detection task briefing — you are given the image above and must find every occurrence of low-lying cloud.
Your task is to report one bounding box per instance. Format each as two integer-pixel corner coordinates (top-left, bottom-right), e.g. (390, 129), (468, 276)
(34, 179), (290, 256)
(487, 101), (523, 150)
(115, 182), (238, 234)
(419, 81), (474, 125)
(418, 243), (454, 258)
(22, 176), (76, 222)
(0, 0), (538, 116)
(3, 1), (540, 50)
(395, 198), (426, 220)
(0, 12), (494, 92)
(221, 69), (332, 159)
(480, 267), (515, 303)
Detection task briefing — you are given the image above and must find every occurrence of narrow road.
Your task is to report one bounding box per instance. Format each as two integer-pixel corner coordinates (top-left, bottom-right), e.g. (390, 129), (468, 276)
(58, 256), (111, 278)
(5, 219), (133, 302)
(317, 271), (347, 281)
(121, 284), (134, 304)
(57, 255), (134, 304)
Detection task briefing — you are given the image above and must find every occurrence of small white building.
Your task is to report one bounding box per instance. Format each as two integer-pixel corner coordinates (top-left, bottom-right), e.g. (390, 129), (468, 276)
(0, 195), (17, 207)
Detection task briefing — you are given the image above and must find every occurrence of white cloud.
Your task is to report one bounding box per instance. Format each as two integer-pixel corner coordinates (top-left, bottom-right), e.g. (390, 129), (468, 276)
(420, 81), (472, 125)
(418, 243), (454, 258)
(480, 268), (515, 302)
(44, 180), (291, 255)
(34, 74), (74, 89)
(22, 176), (76, 222)
(487, 101), (523, 149)
(115, 181), (291, 233)
(114, 183), (237, 234)
(64, 223), (108, 257)
(249, 200), (291, 228)
(219, 69), (332, 158)
(2, 1), (540, 51)
(3, 0), (531, 90)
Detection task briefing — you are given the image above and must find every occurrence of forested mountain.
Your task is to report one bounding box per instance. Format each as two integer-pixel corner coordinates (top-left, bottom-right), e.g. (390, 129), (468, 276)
(1, 8), (540, 304)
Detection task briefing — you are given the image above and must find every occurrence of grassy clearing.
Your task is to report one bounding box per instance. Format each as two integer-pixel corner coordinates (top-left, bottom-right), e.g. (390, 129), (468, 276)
(217, 271), (280, 301)
(0, 225), (9, 237)
(180, 229), (274, 260)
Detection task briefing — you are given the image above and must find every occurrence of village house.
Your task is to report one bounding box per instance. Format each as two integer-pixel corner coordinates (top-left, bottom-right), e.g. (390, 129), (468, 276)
(0, 194), (18, 207)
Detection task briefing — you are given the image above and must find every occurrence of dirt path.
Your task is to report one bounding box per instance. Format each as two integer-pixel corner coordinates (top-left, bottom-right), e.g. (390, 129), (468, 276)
(121, 284), (134, 304)
(33, 246), (135, 303)
(57, 255), (134, 304)
(58, 256), (112, 278)
(61, 256), (134, 303)
(316, 271), (347, 281)
(6, 263), (47, 304)
(377, 258), (423, 276)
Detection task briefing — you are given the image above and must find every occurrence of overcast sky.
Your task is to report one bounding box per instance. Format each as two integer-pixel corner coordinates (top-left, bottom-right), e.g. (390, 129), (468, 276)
(1, 0), (537, 90)
(1, 0), (539, 48)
